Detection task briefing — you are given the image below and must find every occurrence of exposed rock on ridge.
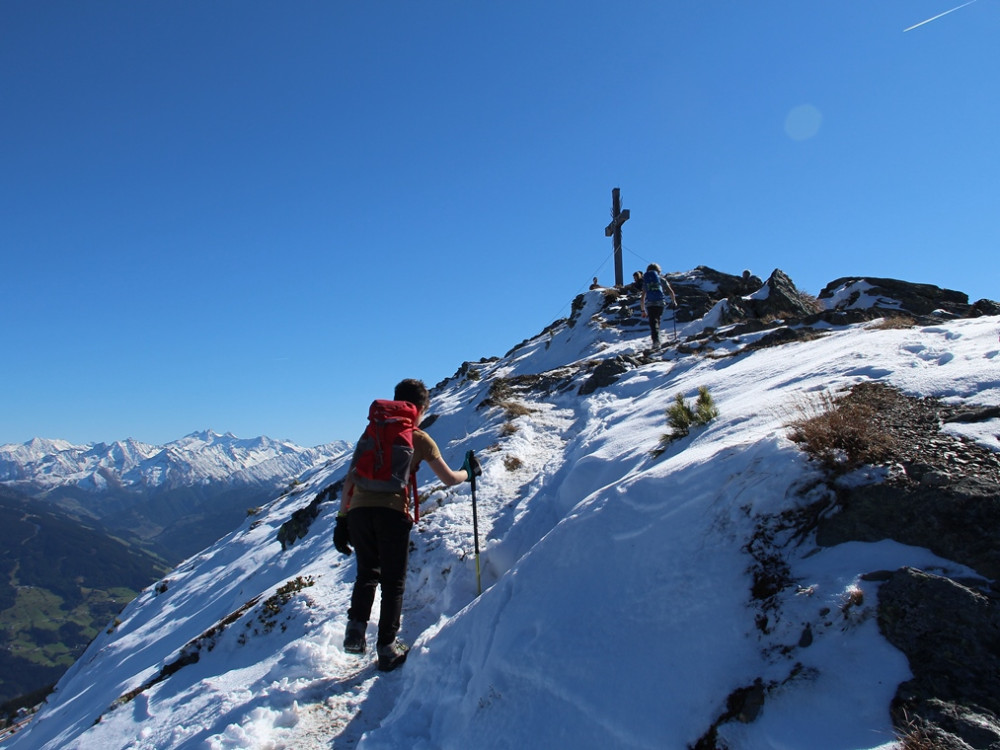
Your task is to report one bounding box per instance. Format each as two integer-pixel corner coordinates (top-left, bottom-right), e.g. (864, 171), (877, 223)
(811, 382), (1000, 750)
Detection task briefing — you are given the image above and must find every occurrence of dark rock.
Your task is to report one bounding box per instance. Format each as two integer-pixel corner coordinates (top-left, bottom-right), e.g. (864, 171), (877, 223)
(667, 266), (764, 323)
(742, 326), (827, 352)
(803, 307), (887, 327)
(944, 405), (1000, 424)
(817, 476), (1000, 581)
(744, 269), (819, 321)
(277, 481), (341, 550)
(971, 298), (1000, 317)
(578, 355), (643, 396)
(817, 276), (972, 318)
(479, 369), (580, 411)
(418, 413), (440, 430)
(730, 680), (767, 723)
(798, 623), (813, 648)
(878, 567), (1000, 748)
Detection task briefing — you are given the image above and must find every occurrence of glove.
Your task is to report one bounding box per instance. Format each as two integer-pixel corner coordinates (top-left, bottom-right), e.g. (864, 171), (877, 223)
(333, 514), (352, 555)
(461, 450), (482, 482)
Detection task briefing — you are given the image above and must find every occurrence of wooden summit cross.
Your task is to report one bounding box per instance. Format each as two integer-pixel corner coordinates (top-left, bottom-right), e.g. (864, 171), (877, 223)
(604, 187), (629, 286)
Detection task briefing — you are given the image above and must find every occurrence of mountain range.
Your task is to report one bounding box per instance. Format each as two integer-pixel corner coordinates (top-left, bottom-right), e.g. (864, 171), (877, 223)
(0, 431), (351, 561)
(1, 266), (998, 749)
(0, 430), (350, 496)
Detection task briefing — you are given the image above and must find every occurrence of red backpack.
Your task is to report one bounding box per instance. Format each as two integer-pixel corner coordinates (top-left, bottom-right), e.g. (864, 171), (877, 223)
(350, 400), (422, 521)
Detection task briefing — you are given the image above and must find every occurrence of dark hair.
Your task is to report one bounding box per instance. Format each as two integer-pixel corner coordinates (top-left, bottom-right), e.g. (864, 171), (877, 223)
(394, 378), (430, 410)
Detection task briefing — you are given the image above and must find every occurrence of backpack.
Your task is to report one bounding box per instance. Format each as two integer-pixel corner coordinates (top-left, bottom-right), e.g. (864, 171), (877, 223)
(643, 270), (666, 305)
(349, 399), (422, 520)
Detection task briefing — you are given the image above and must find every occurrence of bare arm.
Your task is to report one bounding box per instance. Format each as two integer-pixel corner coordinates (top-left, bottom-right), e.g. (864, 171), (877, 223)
(663, 278), (677, 306)
(425, 455), (469, 487)
(339, 470), (355, 514)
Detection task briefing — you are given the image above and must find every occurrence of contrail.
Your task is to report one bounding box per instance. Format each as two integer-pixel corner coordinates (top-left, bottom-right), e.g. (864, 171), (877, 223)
(904, 0), (979, 31)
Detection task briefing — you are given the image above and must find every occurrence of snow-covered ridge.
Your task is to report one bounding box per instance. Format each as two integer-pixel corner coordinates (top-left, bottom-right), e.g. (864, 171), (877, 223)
(3, 274), (998, 749)
(0, 430), (351, 492)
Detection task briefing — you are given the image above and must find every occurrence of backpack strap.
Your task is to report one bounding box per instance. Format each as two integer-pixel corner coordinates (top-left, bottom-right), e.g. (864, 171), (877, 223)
(410, 469), (419, 523)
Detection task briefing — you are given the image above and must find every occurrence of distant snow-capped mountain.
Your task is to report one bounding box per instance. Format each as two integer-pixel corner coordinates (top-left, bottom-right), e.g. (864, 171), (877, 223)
(0, 430), (351, 494)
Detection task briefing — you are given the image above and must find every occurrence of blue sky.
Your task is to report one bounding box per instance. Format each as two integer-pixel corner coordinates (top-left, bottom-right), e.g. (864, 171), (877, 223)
(2, 1), (997, 448)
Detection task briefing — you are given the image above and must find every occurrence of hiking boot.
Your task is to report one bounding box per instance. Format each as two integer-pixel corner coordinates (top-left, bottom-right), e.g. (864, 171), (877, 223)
(376, 639), (409, 672)
(344, 620), (367, 655)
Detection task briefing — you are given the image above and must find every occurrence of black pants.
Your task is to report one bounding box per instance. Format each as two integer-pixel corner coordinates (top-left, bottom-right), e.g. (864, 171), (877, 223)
(647, 304), (665, 345)
(347, 507), (413, 646)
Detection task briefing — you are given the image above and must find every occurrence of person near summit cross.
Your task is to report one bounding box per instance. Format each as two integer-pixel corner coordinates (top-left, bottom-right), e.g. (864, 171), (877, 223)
(333, 378), (481, 672)
(640, 263), (678, 349)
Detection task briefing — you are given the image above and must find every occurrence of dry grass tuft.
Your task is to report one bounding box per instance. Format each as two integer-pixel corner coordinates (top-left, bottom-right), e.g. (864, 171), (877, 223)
(500, 401), (534, 419)
(872, 315), (917, 330)
(503, 455), (523, 472)
(894, 714), (947, 750)
(786, 389), (896, 474)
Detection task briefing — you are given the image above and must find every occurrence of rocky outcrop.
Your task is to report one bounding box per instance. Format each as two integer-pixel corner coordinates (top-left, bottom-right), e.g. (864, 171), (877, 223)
(817, 276), (988, 320)
(578, 354), (645, 395)
(819, 473), (1000, 580)
(878, 568), (1000, 749)
(816, 384), (1000, 580)
(807, 382), (1000, 747)
(972, 298), (1000, 316)
(734, 268), (820, 321)
(671, 266), (764, 321)
(587, 267), (998, 350)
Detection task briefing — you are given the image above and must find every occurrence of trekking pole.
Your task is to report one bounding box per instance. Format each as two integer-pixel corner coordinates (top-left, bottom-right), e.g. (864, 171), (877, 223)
(672, 303), (678, 342)
(470, 459), (482, 597)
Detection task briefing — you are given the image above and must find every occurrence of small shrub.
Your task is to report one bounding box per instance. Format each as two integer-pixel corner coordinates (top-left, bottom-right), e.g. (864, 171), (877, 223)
(656, 386), (720, 454)
(694, 386), (720, 424)
(786, 390), (896, 474)
(499, 422), (519, 437)
(666, 393), (695, 438)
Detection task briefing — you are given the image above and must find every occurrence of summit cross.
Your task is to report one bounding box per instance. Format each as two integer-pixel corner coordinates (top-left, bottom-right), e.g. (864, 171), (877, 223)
(604, 187), (630, 286)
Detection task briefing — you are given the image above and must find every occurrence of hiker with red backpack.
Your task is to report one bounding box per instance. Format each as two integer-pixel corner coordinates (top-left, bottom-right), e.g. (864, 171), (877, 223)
(333, 378), (481, 672)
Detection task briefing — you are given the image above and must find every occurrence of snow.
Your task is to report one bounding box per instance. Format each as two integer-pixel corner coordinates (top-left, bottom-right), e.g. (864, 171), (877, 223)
(4, 294), (998, 750)
(0, 431), (350, 492)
